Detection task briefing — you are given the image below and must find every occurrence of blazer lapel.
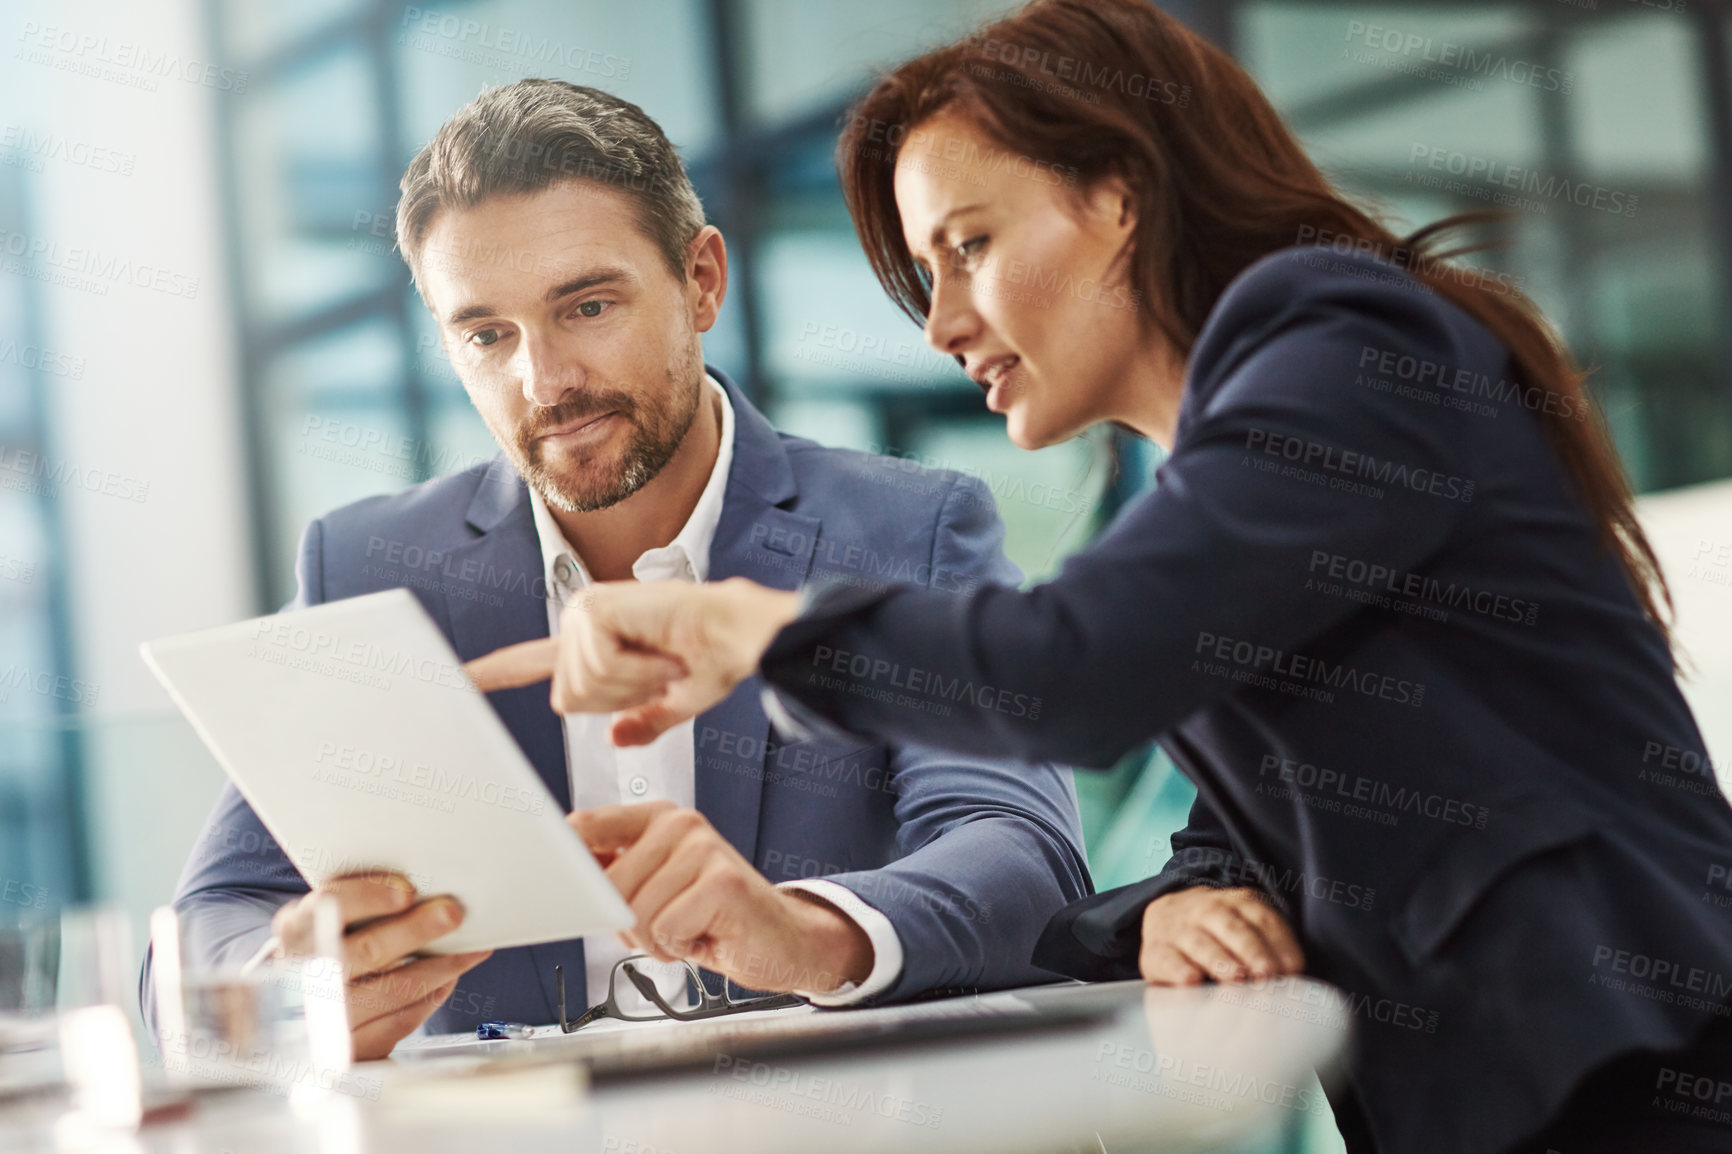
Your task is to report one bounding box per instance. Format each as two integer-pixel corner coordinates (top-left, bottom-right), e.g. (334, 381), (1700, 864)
(391, 456), (581, 1022)
(698, 371), (819, 867)
(441, 456), (571, 812)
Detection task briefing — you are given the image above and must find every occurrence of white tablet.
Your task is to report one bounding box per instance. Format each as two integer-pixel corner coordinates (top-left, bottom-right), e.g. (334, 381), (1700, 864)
(140, 588), (633, 954)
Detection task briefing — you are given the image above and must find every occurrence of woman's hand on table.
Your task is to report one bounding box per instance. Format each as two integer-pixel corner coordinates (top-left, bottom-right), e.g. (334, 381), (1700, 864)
(1137, 886), (1304, 985)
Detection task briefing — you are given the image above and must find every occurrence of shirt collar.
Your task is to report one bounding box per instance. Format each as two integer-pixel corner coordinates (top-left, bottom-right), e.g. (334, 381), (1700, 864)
(526, 373), (735, 598)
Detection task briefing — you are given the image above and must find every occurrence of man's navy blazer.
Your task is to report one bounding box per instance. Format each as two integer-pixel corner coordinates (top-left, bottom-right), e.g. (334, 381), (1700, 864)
(142, 369), (1089, 1036)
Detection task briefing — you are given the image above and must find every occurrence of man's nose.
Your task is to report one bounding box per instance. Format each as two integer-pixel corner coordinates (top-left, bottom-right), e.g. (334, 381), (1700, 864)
(518, 339), (581, 406)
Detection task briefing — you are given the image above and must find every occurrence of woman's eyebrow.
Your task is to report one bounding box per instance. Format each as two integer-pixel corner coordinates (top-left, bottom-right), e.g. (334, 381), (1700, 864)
(926, 204), (987, 248)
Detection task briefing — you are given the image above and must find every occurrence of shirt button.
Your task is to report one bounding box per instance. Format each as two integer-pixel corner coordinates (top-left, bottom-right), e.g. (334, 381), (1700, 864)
(628, 775), (649, 797)
(554, 558), (575, 584)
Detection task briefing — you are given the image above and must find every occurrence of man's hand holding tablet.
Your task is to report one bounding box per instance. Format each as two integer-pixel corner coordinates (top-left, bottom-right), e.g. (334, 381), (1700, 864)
(270, 872), (492, 1060)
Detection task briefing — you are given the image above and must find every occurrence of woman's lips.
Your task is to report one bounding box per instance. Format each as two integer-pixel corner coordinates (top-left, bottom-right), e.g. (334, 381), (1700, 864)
(983, 358), (1020, 413)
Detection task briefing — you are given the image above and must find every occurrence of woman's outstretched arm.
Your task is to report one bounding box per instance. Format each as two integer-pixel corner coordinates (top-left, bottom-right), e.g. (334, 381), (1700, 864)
(760, 260), (1488, 767)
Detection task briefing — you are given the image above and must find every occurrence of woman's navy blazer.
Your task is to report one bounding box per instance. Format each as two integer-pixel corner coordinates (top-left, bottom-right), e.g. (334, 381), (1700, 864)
(759, 246), (1732, 1154)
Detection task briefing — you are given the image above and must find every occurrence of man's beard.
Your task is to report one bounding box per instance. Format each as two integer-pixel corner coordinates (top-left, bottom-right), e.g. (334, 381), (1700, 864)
(510, 361), (703, 514)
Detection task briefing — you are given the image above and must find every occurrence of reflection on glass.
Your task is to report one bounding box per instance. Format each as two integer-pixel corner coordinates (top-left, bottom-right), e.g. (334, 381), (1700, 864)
(57, 906), (142, 1130)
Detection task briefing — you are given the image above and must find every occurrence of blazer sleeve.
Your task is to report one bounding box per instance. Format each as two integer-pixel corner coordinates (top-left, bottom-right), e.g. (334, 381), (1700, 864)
(1032, 792), (1249, 980)
(760, 282), (1481, 770)
(812, 473), (1093, 999)
(139, 521), (327, 1033)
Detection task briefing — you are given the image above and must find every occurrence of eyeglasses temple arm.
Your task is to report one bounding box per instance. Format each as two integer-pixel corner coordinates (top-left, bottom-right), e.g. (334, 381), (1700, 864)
(623, 961), (710, 1021)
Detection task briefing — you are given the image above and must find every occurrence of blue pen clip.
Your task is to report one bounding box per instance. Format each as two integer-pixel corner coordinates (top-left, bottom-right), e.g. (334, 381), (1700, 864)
(476, 1021), (534, 1040)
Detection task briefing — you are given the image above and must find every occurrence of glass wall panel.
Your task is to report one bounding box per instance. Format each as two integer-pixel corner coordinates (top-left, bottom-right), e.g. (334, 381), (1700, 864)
(1241, 0), (1732, 493)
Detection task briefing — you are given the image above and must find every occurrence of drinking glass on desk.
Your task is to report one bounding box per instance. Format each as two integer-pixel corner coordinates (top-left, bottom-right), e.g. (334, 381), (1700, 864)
(554, 955), (802, 1033)
(0, 908), (58, 1020)
(150, 899), (359, 1100)
(0, 908), (60, 1080)
(56, 906), (145, 1129)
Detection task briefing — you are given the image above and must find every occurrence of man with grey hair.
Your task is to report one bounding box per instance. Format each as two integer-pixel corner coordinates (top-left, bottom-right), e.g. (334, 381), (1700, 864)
(146, 79), (1088, 1059)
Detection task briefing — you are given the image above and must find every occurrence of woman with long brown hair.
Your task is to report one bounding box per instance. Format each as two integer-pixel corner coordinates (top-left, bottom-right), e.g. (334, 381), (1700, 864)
(470, 2), (1732, 1149)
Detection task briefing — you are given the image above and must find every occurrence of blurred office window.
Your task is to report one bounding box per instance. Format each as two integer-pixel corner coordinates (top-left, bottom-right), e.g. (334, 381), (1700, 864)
(1238, 0), (1732, 493)
(0, 169), (87, 907)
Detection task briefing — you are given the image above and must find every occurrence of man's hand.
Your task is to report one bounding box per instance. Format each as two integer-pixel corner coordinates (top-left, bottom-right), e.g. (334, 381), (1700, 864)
(270, 873), (492, 1061)
(569, 801), (872, 995)
(1137, 886), (1304, 986)
(465, 578), (802, 747)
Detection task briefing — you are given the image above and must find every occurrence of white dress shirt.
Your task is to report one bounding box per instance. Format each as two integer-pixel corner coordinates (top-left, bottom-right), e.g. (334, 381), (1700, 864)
(526, 374), (903, 1013)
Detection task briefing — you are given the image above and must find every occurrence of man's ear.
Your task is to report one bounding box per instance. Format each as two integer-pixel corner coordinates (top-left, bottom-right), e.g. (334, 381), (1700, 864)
(686, 225), (728, 333)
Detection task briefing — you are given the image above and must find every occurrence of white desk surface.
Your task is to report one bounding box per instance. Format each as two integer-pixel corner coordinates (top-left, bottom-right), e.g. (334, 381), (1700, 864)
(0, 978), (1349, 1154)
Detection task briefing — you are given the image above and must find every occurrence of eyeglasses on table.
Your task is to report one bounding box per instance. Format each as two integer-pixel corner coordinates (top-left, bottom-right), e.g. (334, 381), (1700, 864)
(555, 953), (803, 1033)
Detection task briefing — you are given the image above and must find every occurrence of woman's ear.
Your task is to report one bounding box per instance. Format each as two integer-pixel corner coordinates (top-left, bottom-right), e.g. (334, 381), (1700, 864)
(1082, 174), (1138, 238)
(1113, 180), (1137, 230)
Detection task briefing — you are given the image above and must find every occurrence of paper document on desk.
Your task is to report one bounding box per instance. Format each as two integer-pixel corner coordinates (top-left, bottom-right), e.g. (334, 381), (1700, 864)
(141, 588), (633, 953)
